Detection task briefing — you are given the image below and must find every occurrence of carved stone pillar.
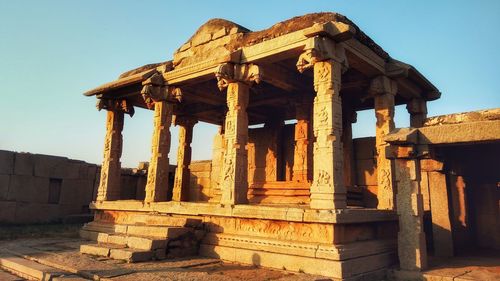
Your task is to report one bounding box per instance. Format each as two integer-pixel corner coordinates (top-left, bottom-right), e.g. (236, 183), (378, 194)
(144, 101), (173, 203)
(141, 73), (181, 203)
(387, 145), (428, 271)
(96, 106), (124, 201)
(407, 98), (427, 128)
(292, 100), (312, 182)
(216, 63), (261, 205)
(297, 37), (348, 209)
(209, 126), (225, 202)
(172, 116), (197, 201)
(370, 76), (397, 210)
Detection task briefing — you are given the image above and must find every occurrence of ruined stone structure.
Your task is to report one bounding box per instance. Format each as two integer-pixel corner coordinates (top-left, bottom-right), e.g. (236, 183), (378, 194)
(0, 151), (160, 224)
(79, 13), (500, 280)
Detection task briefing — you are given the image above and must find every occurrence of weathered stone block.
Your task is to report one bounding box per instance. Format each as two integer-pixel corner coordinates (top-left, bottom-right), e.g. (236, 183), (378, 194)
(0, 201), (16, 223)
(8, 175), (49, 203)
(0, 174), (10, 200)
(59, 179), (91, 205)
(109, 248), (153, 262)
(353, 137), (376, 160)
(127, 236), (167, 250)
(80, 244), (110, 257)
(14, 202), (60, 223)
(107, 234), (128, 246)
(34, 154), (81, 179)
(0, 150), (15, 175)
(126, 225), (189, 239)
(355, 159), (377, 186)
(14, 153), (34, 176)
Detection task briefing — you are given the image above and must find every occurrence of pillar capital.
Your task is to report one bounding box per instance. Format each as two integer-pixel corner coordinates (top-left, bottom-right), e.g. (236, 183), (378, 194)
(406, 98), (427, 115)
(296, 36), (348, 73)
(141, 72), (182, 109)
(369, 76), (397, 96)
(215, 63), (261, 91)
(96, 98), (135, 117)
(407, 98), (428, 128)
(173, 115), (198, 128)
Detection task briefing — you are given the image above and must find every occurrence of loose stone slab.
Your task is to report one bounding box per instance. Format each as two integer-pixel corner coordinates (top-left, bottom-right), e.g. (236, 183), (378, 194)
(109, 248), (153, 263)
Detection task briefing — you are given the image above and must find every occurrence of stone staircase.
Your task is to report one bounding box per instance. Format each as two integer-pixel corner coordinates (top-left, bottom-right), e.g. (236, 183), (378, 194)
(79, 219), (204, 262)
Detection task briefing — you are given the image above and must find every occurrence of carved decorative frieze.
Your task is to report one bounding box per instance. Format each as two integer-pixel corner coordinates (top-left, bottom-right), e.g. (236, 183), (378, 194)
(215, 63), (261, 91)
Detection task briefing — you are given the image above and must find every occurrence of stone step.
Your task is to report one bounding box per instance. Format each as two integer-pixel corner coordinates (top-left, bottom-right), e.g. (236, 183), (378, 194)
(0, 268), (24, 281)
(81, 222), (191, 241)
(80, 243), (126, 258)
(126, 225), (190, 239)
(80, 243), (158, 263)
(97, 233), (168, 250)
(0, 254), (68, 280)
(109, 248), (153, 263)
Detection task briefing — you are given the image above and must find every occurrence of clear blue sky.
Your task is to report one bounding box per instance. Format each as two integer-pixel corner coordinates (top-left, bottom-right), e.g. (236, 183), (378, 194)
(1, 1), (499, 167)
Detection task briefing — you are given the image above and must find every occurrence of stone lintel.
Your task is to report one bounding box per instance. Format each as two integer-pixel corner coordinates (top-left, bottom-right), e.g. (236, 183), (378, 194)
(384, 128), (419, 145)
(417, 119), (500, 144)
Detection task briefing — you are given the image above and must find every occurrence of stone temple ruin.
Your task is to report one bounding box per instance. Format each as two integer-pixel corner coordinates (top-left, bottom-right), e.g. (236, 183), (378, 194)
(80, 13), (500, 280)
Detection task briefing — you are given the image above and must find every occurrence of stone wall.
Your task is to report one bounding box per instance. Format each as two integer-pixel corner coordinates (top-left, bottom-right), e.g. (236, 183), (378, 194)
(0, 150), (153, 224)
(0, 150), (99, 224)
(188, 160), (212, 202)
(353, 137), (378, 208)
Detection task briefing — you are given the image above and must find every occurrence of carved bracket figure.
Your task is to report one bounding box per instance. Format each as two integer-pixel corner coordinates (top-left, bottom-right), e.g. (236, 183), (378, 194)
(141, 72), (182, 109)
(296, 36), (348, 73)
(96, 98), (135, 117)
(215, 63), (262, 91)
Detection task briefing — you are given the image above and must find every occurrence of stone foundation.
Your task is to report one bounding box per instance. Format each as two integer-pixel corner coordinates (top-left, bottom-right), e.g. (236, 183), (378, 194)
(85, 203), (398, 279)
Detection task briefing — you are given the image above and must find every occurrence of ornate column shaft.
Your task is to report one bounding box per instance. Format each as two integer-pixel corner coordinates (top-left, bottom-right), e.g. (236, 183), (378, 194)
(216, 63), (260, 205)
(297, 37), (348, 209)
(387, 145), (428, 271)
(310, 60), (346, 209)
(407, 98), (427, 128)
(96, 107), (124, 201)
(142, 72), (181, 203)
(292, 100), (312, 182)
(95, 99), (133, 201)
(370, 76), (397, 210)
(172, 116), (197, 201)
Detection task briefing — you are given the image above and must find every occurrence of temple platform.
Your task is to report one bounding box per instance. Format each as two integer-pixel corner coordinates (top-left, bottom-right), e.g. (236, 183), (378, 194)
(79, 201), (399, 279)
